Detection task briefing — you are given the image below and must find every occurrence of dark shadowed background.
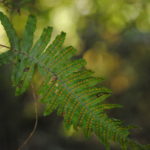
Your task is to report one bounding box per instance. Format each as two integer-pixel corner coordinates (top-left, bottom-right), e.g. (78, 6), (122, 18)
(0, 0), (150, 150)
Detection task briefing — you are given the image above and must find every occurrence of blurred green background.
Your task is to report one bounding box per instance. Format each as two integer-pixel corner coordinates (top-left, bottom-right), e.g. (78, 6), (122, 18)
(0, 0), (150, 150)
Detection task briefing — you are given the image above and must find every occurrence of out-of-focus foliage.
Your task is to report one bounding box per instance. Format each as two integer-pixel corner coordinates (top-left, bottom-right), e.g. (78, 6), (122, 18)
(0, 0), (150, 150)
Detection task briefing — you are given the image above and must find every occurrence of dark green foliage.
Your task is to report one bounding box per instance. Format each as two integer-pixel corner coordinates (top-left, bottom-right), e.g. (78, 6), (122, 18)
(0, 11), (149, 150)
(0, 50), (14, 66)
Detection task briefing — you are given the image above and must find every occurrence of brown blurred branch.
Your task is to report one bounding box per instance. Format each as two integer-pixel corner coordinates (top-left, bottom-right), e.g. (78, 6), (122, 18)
(0, 44), (10, 49)
(17, 84), (38, 150)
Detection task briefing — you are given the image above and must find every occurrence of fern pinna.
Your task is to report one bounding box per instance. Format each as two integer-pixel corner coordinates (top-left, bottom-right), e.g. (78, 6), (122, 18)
(0, 12), (149, 150)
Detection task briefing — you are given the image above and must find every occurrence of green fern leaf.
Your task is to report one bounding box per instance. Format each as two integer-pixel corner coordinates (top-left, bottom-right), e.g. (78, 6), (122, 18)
(0, 12), (19, 50)
(14, 15), (37, 95)
(0, 11), (149, 150)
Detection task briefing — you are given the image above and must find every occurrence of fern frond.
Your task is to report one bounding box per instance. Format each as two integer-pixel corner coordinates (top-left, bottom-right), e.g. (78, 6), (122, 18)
(0, 11), (149, 150)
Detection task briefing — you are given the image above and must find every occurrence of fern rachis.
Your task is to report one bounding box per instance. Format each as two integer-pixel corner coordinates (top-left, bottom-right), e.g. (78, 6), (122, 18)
(0, 11), (149, 150)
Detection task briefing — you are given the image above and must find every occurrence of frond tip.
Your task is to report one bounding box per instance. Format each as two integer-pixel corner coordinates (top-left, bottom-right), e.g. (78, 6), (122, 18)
(0, 11), (149, 150)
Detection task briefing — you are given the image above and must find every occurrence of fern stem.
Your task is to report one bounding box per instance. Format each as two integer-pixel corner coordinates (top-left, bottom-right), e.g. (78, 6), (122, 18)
(17, 83), (38, 150)
(0, 44), (10, 49)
